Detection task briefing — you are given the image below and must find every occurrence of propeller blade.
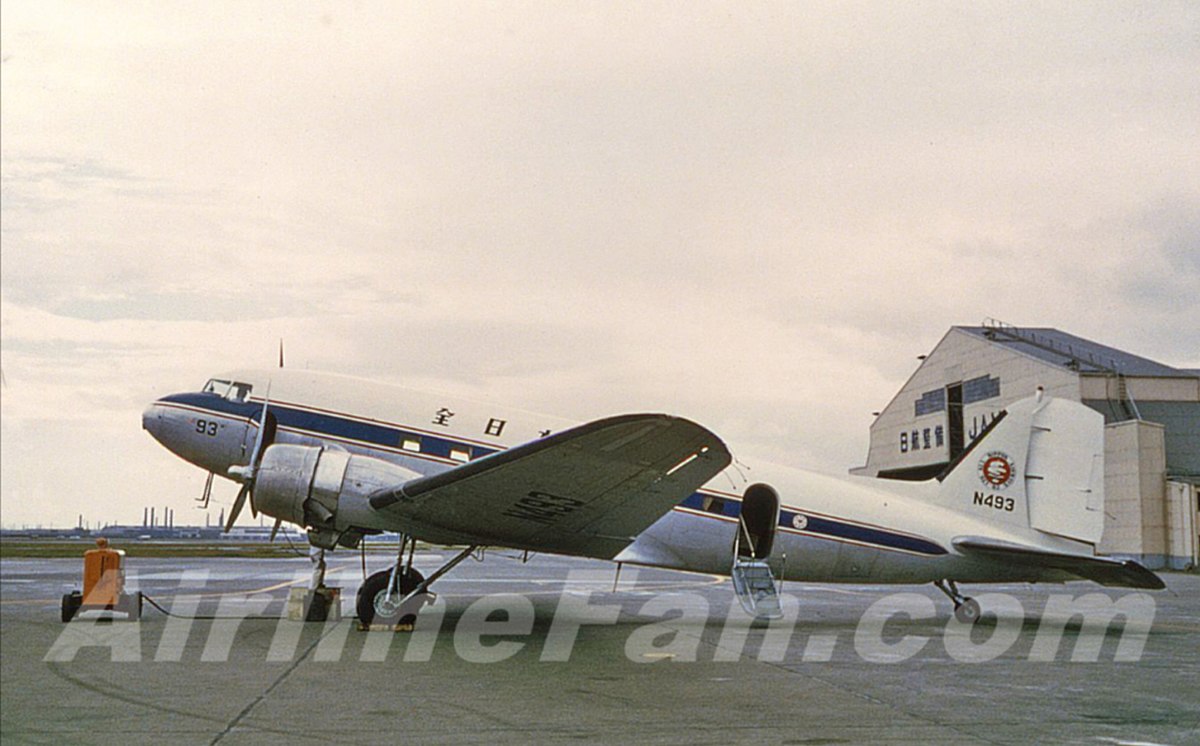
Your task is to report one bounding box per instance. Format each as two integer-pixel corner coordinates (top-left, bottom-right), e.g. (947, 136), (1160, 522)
(227, 383), (272, 533)
(226, 483), (250, 532)
(246, 384), (272, 477)
(270, 518), (282, 542)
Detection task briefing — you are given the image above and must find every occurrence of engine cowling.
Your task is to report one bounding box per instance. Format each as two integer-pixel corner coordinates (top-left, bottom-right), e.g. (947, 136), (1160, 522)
(254, 444), (421, 536)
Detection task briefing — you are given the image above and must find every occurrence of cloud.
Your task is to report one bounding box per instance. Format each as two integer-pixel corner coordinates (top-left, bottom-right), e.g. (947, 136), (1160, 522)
(2, 2), (1198, 527)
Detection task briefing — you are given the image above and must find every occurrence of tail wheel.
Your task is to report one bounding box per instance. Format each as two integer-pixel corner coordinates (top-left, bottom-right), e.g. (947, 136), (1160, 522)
(954, 597), (982, 624)
(356, 567), (427, 626)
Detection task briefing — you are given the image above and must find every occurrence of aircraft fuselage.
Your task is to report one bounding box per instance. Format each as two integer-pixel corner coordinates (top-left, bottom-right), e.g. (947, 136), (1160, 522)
(143, 368), (1075, 586)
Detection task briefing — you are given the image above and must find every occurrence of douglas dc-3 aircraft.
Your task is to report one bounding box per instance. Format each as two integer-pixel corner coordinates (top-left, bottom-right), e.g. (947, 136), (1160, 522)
(143, 369), (1164, 626)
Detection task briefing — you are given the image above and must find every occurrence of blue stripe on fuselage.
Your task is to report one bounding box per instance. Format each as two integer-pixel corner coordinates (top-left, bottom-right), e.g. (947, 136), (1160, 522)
(160, 392), (501, 461)
(163, 392), (946, 556)
(678, 491), (946, 557)
(792, 512), (946, 555)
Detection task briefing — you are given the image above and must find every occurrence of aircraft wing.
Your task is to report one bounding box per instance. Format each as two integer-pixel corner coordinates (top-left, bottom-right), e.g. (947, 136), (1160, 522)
(369, 414), (731, 559)
(952, 536), (1165, 590)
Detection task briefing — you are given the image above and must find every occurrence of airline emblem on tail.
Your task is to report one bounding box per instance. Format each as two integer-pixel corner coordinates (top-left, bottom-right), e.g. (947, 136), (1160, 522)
(978, 451), (1015, 489)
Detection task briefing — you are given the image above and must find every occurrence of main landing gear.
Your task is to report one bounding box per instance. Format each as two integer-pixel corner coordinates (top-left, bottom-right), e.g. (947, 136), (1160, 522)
(934, 579), (981, 623)
(354, 535), (480, 627)
(357, 566), (427, 626)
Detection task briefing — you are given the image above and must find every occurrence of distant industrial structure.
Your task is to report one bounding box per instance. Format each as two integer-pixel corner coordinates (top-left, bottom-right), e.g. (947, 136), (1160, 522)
(854, 320), (1199, 570)
(0, 523), (305, 543)
(0, 504), (306, 542)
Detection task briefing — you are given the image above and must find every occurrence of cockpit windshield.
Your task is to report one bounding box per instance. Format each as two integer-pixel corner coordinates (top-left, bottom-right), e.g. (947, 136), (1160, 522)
(202, 379), (253, 402)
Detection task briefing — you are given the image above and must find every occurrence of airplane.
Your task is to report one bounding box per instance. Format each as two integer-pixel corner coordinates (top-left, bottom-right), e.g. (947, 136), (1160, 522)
(142, 368), (1164, 626)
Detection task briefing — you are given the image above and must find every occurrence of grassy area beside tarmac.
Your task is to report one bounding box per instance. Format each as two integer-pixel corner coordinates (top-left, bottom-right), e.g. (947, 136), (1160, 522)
(0, 539), (312, 559)
(0, 533), (460, 560)
(0, 538), (435, 558)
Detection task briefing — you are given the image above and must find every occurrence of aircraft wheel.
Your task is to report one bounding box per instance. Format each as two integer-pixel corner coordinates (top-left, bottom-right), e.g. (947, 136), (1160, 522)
(61, 592), (82, 623)
(954, 597), (981, 624)
(357, 568), (427, 626)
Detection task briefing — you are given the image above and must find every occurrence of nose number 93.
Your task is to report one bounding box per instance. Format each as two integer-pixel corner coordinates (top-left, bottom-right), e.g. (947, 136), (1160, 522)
(195, 419), (219, 437)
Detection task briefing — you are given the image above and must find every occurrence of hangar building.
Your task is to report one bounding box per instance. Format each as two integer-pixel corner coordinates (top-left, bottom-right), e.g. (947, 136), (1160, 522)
(853, 320), (1199, 570)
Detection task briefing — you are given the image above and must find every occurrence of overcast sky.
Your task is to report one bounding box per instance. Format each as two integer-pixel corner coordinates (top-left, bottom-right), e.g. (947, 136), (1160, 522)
(2, 2), (1197, 529)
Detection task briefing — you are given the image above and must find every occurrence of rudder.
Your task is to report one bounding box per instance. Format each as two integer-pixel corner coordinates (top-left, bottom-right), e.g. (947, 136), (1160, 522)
(935, 391), (1105, 544)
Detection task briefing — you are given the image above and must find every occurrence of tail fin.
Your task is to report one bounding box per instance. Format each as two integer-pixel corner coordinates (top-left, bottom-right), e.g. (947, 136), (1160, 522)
(935, 391), (1105, 544)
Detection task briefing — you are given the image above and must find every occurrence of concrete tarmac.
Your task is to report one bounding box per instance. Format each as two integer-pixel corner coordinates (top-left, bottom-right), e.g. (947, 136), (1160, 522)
(2, 551), (1198, 745)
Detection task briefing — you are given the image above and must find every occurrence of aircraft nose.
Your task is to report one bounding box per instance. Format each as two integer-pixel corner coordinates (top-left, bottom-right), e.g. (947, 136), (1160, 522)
(143, 401), (164, 438)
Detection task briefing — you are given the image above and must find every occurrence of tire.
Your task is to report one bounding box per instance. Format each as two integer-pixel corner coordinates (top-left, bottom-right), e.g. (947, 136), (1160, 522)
(61, 592), (82, 623)
(356, 568), (427, 626)
(954, 597), (982, 624)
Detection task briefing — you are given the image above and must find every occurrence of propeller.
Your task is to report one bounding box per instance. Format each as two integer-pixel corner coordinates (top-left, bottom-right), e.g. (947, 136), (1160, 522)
(225, 384), (271, 532)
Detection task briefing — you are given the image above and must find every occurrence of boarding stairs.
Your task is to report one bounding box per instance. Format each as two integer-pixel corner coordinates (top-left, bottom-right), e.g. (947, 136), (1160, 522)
(731, 517), (783, 620)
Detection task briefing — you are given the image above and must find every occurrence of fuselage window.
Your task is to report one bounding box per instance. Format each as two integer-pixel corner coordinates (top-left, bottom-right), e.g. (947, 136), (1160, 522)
(450, 447), (471, 463)
(402, 437), (422, 453)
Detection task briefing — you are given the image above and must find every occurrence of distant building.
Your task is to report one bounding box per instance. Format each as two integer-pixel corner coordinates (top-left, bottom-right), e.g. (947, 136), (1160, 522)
(853, 320), (1199, 570)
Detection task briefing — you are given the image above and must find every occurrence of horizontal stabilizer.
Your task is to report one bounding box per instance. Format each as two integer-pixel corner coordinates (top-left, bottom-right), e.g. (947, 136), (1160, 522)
(953, 536), (1165, 590)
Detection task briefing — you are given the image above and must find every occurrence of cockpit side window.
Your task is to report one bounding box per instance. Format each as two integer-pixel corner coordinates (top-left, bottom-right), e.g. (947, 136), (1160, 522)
(203, 379), (232, 397)
(202, 379), (253, 402)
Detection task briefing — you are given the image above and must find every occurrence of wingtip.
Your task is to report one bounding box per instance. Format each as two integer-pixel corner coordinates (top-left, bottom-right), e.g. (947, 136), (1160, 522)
(1120, 560), (1167, 590)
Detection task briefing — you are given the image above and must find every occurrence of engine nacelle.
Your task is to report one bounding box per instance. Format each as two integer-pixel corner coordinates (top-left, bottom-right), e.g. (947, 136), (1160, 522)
(254, 444), (421, 535)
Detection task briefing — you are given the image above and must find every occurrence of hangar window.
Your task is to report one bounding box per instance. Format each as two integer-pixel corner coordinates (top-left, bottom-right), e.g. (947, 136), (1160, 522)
(947, 382), (965, 460)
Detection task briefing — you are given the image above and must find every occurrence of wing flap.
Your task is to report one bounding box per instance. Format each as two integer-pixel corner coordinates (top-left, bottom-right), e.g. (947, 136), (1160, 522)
(370, 414), (731, 558)
(953, 536), (1165, 590)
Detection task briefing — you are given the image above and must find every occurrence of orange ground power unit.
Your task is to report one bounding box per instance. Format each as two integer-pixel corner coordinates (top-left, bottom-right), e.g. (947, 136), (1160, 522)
(61, 538), (142, 622)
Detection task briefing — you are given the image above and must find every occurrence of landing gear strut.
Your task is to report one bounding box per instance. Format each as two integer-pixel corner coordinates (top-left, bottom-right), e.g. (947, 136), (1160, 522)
(357, 534), (424, 626)
(354, 536), (481, 627)
(357, 566), (427, 626)
(310, 545), (328, 589)
(934, 579), (981, 623)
